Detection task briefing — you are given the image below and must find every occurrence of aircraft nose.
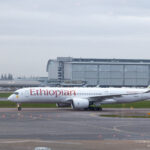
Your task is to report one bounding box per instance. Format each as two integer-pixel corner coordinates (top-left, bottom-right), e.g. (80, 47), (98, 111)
(8, 94), (14, 101)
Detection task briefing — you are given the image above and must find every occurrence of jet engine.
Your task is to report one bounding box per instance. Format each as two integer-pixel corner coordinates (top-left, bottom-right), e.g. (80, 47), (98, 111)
(72, 98), (89, 109)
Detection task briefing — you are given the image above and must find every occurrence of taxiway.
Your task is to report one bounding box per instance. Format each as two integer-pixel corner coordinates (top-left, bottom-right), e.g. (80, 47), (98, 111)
(0, 108), (150, 149)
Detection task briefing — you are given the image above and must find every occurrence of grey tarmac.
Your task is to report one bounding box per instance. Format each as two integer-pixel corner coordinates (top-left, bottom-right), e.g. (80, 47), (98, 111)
(0, 108), (150, 150)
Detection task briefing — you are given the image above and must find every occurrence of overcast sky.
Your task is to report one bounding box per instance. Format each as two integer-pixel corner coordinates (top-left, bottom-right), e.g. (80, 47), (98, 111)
(1, 0), (150, 77)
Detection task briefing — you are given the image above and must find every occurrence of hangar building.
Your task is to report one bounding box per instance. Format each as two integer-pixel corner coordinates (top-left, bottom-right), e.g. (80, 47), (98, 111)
(46, 57), (150, 87)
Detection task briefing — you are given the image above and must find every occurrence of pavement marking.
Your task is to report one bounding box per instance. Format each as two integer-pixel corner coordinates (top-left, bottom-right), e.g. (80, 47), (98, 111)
(0, 140), (82, 145)
(113, 126), (122, 132)
(112, 124), (148, 138)
(35, 147), (51, 150)
(135, 140), (150, 144)
(89, 113), (97, 117)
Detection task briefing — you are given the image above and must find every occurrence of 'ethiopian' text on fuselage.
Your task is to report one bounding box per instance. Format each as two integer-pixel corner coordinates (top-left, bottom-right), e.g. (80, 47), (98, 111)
(30, 89), (76, 97)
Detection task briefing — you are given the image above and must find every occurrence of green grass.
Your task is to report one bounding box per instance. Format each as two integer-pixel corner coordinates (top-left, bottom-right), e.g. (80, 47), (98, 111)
(0, 93), (12, 98)
(22, 103), (57, 108)
(0, 101), (16, 108)
(0, 101), (57, 108)
(100, 114), (150, 118)
(101, 101), (150, 108)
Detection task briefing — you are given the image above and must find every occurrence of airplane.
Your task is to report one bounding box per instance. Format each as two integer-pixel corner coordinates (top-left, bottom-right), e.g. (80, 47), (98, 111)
(8, 87), (150, 111)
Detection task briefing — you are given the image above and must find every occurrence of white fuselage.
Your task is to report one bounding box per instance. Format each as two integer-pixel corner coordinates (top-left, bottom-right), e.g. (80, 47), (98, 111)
(8, 87), (150, 105)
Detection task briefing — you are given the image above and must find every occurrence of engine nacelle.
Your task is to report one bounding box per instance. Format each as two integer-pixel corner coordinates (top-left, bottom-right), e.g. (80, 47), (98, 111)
(72, 98), (89, 109)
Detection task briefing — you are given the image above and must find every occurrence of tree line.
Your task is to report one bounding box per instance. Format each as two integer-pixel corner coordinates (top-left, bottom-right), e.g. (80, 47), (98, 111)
(0, 74), (13, 80)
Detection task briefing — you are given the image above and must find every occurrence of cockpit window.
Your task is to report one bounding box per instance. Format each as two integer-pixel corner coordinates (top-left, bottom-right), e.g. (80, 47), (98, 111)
(14, 92), (19, 95)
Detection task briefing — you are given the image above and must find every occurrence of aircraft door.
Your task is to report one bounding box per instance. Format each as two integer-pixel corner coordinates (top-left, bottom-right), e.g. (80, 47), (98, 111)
(25, 90), (29, 98)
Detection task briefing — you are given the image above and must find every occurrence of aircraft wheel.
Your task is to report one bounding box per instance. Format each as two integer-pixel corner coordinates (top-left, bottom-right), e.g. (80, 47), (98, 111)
(88, 107), (103, 111)
(94, 107), (102, 111)
(88, 107), (99, 111)
(93, 107), (98, 111)
(17, 103), (22, 111)
(90, 107), (95, 111)
(84, 108), (89, 111)
(99, 107), (103, 111)
(18, 107), (22, 111)
(86, 107), (90, 111)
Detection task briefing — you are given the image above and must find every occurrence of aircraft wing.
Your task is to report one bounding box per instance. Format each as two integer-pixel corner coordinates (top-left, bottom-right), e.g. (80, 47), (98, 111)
(88, 92), (143, 103)
(88, 94), (123, 102)
(88, 87), (150, 102)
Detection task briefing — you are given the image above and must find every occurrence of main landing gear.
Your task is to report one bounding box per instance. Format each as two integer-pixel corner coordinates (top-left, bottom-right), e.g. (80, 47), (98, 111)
(85, 107), (103, 111)
(17, 103), (22, 111)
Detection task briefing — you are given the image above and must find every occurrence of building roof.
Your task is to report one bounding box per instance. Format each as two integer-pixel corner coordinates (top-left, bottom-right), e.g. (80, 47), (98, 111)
(47, 57), (150, 71)
(71, 58), (150, 63)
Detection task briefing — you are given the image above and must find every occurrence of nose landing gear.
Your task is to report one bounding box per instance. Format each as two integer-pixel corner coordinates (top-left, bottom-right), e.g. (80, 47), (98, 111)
(17, 103), (22, 111)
